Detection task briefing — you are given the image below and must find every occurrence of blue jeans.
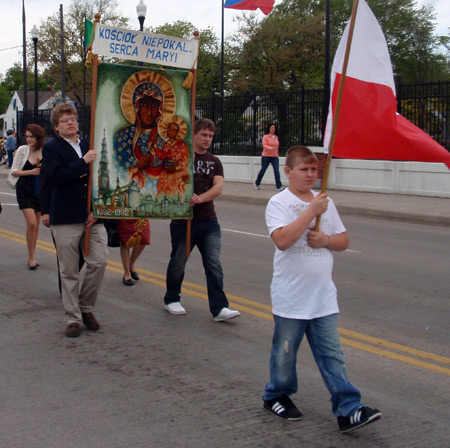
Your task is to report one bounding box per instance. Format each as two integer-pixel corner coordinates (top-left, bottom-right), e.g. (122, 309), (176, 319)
(164, 219), (229, 317)
(263, 314), (363, 417)
(255, 156), (282, 189)
(7, 150), (14, 168)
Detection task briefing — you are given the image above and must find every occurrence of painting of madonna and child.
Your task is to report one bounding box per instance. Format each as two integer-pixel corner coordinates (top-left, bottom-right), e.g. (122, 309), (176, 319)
(92, 63), (193, 220)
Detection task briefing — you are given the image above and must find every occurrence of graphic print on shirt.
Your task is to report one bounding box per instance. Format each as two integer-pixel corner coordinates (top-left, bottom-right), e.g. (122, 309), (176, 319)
(289, 202), (329, 258)
(194, 159), (215, 175)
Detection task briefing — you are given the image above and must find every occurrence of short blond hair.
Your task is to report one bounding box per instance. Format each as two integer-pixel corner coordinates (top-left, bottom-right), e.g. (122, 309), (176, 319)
(285, 145), (318, 169)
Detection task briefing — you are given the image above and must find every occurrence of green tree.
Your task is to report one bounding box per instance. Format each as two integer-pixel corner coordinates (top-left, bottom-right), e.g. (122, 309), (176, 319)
(35, 0), (129, 106)
(227, 0), (449, 94)
(150, 21), (222, 97)
(228, 9), (325, 93)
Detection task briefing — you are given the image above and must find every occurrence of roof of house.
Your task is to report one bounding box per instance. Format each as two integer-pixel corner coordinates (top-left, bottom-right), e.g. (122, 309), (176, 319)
(16, 90), (62, 109)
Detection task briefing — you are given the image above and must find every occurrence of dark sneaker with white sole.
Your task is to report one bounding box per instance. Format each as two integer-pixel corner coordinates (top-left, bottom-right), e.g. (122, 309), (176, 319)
(263, 395), (302, 421)
(338, 406), (381, 433)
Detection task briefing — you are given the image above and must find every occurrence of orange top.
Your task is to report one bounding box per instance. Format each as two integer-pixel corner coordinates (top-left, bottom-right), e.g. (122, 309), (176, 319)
(262, 133), (279, 157)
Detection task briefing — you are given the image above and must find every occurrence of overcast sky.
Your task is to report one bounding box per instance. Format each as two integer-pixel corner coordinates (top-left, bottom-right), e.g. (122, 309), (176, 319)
(0, 0), (448, 77)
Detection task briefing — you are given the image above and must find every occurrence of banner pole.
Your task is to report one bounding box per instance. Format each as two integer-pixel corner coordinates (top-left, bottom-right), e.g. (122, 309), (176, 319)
(186, 31), (199, 258)
(84, 14), (101, 255)
(315, 0), (359, 231)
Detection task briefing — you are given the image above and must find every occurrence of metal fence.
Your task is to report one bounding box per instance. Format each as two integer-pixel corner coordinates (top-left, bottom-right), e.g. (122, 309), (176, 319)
(397, 80), (450, 147)
(196, 87), (328, 156)
(16, 107), (92, 146)
(17, 80), (449, 155)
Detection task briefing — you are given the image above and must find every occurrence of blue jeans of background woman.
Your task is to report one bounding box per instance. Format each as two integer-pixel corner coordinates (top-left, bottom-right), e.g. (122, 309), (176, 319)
(7, 150), (15, 168)
(255, 156), (282, 189)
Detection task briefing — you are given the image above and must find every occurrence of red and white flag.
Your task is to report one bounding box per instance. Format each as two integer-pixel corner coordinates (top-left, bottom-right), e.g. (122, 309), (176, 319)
(324, 0), (450, 169)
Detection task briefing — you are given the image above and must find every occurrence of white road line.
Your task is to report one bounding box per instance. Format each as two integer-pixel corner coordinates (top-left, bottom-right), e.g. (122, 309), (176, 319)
(222, 228), (270, 238)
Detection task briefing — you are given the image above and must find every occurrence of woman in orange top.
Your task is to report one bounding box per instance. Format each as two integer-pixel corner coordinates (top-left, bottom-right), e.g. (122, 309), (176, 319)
(254, 123), (283, 191)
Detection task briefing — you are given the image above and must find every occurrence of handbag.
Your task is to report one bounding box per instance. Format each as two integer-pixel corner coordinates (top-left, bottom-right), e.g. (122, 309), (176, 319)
(103, 219), (121, 248)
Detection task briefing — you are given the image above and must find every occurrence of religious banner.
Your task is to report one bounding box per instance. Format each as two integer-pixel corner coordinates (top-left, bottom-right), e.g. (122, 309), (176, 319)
(93, 24), (199, 69)
(92, 63), (193, 220)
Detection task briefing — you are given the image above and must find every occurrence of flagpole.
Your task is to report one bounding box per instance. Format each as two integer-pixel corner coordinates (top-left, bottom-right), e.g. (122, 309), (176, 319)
(84, 14), (101, 255)
(315, 0), (360, 231)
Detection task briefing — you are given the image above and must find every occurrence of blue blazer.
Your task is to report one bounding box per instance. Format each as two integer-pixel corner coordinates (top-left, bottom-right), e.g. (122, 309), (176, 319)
(40, 136), (91, 225)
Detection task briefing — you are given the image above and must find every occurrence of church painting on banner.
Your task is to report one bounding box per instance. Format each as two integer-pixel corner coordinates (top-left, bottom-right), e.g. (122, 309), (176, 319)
(92, 63), (193, 220)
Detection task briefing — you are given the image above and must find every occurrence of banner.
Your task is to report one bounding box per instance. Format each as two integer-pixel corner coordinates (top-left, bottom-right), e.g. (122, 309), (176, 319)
(324, 0), (450, 169)
(93, 24), (199, 69)
(92, 63), (194, 220)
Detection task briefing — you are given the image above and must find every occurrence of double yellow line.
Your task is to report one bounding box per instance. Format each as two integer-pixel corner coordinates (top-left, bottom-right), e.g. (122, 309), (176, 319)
(2, 227), (450, 376)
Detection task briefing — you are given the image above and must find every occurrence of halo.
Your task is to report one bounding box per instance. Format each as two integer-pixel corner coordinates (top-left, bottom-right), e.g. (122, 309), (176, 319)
(158, 115), (188, 141)
(120, 71), (176, 124)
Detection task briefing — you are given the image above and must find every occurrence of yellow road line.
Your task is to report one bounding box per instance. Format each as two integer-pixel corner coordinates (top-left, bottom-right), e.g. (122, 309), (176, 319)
(340, 337), (450, 376)
(1, 228), (449, 375)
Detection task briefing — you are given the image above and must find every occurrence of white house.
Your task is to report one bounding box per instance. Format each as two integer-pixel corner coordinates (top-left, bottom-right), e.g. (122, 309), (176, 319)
(0, 90), (75, 136)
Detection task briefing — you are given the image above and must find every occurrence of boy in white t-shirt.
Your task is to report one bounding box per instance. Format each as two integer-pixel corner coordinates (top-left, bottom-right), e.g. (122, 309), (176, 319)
(262, 146), (381, 433)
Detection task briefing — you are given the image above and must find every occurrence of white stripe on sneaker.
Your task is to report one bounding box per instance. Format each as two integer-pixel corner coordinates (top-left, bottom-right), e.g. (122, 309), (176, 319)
(272, 403), (286, 415)
(350, 410), (362, 424)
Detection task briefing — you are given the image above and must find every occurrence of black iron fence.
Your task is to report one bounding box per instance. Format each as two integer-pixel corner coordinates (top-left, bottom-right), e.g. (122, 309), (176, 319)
(16, 107), (92, 146)
(196, 86), (328, 156)
(17, 80), (449, 156)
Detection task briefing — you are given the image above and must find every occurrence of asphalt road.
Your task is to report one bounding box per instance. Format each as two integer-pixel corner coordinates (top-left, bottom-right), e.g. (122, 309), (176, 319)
(1, 189), (449, 447)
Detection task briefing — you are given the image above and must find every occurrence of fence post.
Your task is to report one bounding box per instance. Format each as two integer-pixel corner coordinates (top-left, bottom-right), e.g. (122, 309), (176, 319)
(211, 91), (216, 125)
(396, 75), (402, 115)
(252, 87), (258, 155)
(301, 83), (305, 146)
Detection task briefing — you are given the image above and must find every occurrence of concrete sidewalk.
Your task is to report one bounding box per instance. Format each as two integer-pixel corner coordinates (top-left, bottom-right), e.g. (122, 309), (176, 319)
(221, 181), (450, 227)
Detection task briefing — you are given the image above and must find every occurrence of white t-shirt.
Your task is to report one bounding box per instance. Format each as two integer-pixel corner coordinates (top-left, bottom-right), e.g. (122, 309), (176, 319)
(265, 188), (346, 319)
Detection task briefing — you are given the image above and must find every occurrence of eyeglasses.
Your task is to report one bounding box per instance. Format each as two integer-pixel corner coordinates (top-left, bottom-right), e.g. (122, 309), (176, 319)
(59, 117), (77, 124)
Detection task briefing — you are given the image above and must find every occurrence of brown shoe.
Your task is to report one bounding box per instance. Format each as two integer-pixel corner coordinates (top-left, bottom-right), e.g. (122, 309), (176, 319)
(64, 322), (81, 338)
(82, 312), (100, 331)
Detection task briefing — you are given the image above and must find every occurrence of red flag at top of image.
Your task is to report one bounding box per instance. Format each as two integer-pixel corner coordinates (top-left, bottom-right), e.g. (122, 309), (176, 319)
(224, 0), (274, 15)
(324, 0), (450, 169)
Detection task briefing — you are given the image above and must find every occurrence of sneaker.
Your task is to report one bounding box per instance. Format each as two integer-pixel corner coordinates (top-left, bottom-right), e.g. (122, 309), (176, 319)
(254, 182), (260, 190)
(337, 406), (381, 433)
(213, 307), (240, 321)
(264, 395), (302, 421)
(82, 312), (100, 331)
(276, 186), (284, 191)
(64, 322), (81, 338)
(165, 302), (187, 315)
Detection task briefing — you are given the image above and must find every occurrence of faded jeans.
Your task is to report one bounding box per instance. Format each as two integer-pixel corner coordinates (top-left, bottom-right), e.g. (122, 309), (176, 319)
(263, 313), (363, 417)
(164, 219), (229, 317)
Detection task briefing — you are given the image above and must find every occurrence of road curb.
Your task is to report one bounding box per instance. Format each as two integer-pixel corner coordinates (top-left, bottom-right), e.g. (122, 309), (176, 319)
(219, 194), (450, 227)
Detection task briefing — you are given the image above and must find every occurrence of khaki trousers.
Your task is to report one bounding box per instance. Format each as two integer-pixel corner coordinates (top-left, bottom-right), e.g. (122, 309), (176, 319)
(51, 223), (108, 324)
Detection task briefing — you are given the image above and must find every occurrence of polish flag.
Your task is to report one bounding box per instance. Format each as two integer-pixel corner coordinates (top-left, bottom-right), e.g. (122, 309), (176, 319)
(324, 0), (450, 169)
(224, 0), (274, 15)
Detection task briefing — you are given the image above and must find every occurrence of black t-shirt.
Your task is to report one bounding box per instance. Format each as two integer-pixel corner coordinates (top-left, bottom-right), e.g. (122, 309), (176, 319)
(193, 152), (224, 221)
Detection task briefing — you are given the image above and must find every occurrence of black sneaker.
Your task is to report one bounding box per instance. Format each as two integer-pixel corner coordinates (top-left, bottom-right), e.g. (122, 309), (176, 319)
(263, 395), (302, 421)
(338, 406), (381, 433)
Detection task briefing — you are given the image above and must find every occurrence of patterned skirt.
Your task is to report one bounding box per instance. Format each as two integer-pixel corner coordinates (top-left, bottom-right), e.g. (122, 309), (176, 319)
(117, 219), (150, 248)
